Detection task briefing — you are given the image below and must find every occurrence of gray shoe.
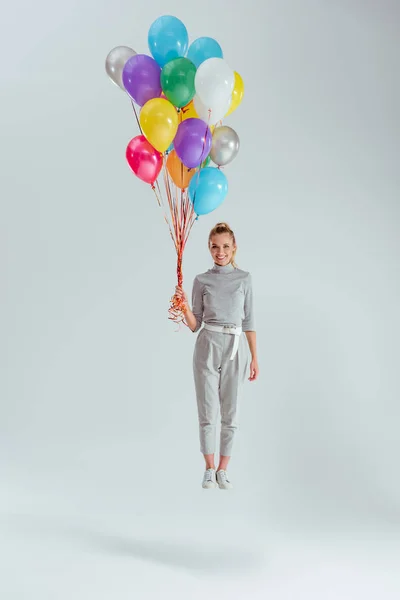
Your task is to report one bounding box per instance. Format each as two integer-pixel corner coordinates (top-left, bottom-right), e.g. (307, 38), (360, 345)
(202, 468), (217, 489)
(216, 470), (233, 489)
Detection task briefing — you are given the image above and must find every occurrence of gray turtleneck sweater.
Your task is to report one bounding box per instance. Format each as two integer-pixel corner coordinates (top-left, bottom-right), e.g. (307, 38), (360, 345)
(191, 263), (255, 333)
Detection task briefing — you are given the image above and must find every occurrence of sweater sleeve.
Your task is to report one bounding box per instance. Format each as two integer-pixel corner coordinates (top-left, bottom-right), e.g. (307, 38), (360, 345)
(242, 272), (255, 331)
(191, 276), (203, 332)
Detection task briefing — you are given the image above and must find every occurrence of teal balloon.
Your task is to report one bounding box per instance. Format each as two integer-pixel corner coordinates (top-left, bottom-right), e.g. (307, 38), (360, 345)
(188, 167), (228, 215)
(187, 37), (223, 68)
(148, 15), (189, 67)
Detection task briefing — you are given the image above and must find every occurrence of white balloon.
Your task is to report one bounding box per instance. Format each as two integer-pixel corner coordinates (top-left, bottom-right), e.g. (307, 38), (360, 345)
(193, 94), (231, 125)
(105, 46), (137, 90)
(194, 57), (234, 111)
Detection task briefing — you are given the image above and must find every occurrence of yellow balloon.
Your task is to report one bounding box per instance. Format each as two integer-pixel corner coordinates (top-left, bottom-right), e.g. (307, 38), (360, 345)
(226, 71), (244, 117)
(140, 98), (178, 153)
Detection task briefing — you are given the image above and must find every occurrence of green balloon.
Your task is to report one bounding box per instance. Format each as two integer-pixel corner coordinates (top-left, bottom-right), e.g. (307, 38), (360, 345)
(200, 155), (211, 169)
(161, 58), (196, 108)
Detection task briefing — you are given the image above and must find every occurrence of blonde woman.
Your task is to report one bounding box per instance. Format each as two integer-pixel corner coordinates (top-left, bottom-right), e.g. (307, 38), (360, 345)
(176, 223), (258, 489)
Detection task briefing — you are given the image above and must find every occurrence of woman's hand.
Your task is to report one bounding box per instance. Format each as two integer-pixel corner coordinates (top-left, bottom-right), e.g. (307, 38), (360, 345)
(174, 285), (198, 331)
(175, 285), (188, 306)
(249, 358), (259, 382)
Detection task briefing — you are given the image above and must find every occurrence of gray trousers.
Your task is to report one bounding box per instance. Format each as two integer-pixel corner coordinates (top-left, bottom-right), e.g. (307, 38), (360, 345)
(193, 328), (250, 456)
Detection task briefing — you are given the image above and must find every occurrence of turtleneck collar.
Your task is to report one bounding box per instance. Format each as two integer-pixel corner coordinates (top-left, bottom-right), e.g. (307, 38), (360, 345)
(211, 262), (235, 274)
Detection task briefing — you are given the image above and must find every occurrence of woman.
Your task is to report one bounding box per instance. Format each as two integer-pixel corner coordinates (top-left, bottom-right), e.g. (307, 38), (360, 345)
(176, 222), (259, 490)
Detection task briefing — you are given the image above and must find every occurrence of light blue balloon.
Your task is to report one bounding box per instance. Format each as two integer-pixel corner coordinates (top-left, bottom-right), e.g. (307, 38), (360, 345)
(148, 15), (189, 68)
(187, 37), (223, 68)
(188, 167), (228, 215)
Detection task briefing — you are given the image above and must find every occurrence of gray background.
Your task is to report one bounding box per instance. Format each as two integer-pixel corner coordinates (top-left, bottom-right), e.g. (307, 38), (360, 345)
(1, 0), (399, 597)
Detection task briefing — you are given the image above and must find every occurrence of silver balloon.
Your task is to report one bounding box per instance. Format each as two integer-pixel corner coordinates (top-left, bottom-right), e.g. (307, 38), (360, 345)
(210, 126), (240, 166)
(105, 46), (137, 90)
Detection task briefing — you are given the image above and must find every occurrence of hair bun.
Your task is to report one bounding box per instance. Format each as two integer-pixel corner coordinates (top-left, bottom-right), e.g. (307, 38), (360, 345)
(216, 222), (231, 230)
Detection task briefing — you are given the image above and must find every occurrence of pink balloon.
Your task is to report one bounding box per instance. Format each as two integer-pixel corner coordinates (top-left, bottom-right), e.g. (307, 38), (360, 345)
(126, 135), (162, 184)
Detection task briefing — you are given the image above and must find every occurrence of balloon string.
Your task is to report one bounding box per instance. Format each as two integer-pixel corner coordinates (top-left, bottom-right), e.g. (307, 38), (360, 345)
(151, 183), (161, 207)
(162, 167), (196, 326)
(191, 108), (212, 208)
(146, 106), (198, 327)
(131, 100), (143, 135)
(201, 108), (212, 170)
(153, 176), (176, 246)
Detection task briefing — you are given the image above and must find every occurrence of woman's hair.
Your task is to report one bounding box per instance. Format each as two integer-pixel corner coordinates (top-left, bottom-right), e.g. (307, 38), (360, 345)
(208, 222), (237, 268)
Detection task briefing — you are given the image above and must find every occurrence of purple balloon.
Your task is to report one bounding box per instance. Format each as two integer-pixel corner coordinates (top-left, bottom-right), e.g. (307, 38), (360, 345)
(122, 54), (162, 106)
(174, 118), (212, 168)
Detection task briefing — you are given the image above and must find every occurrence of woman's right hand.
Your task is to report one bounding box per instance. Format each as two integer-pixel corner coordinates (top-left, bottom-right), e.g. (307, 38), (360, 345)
(175, 285), (197, 330)
(175, 286), (188, 304)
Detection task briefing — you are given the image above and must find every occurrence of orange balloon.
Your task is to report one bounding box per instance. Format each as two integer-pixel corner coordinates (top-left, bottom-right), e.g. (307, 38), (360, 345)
(167, 149), (195, 189)
(180, 100), (199, 121)
(179, 101), (215, 132)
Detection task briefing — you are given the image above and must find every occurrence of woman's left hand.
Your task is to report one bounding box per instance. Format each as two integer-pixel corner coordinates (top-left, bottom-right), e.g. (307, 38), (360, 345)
(249, 358), (259, 382)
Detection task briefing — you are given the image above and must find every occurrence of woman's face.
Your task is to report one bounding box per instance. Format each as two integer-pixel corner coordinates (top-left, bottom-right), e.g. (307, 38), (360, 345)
(209, 233), (236, 266)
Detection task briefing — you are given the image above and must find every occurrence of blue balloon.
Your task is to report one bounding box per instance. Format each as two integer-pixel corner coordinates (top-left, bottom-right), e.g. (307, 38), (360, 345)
(188, 167), (228, 215)
(148, 15), (189, 67)
(187, 37), (223, 68)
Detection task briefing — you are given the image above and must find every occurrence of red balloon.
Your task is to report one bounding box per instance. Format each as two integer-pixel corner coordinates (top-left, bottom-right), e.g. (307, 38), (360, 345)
(126, 135), (163, 184)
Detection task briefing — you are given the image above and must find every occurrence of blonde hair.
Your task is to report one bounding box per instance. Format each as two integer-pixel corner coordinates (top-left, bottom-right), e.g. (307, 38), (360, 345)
(208, 222), (238, 268)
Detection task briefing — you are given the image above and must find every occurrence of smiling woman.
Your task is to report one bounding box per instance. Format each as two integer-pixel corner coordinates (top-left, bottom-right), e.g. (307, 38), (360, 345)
(175, 222), (259, 490)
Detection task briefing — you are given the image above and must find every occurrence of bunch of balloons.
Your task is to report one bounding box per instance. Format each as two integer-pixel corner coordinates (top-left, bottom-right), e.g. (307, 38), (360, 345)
(105, 14), (244, 217)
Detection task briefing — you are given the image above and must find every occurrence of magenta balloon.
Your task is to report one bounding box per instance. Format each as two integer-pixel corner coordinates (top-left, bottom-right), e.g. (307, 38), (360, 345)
(122, 54), (162, 106)
(174, 118), (212, 168)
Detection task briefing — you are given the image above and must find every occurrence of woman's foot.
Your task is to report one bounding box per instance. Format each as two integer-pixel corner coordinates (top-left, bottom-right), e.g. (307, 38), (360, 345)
(216, 469), (233, 489)
(202, 468), (217, 489)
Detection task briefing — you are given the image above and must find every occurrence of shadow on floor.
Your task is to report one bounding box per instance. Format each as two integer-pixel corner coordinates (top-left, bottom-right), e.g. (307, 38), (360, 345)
(1, 511), (265, 575)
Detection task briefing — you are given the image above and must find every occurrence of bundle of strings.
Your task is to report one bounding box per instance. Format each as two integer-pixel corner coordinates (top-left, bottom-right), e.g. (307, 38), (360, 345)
(131, 102), (211, 327)
(162, 110), (214, 326)
(152, 159), (197, 326)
